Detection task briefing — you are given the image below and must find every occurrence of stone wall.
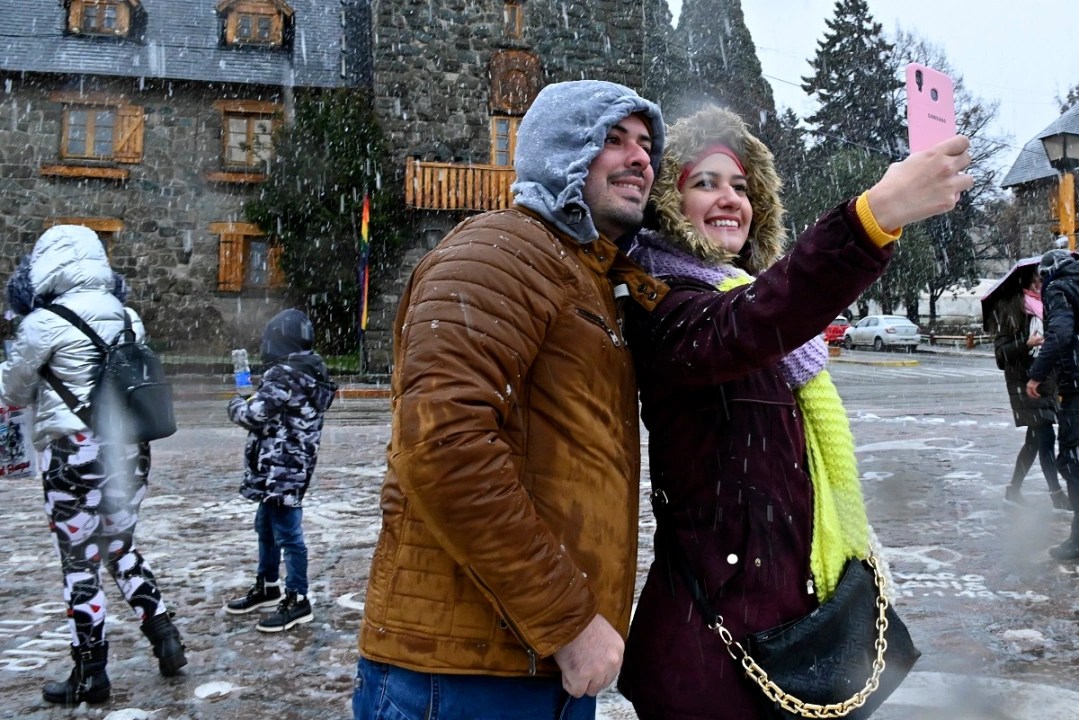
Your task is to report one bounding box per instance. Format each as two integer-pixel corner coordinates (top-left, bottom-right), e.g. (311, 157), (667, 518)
(371, 0), (647, 166)
(0, 1), (654, 373)
(0, 75), (290, 353)
(363, 0), (649, 374)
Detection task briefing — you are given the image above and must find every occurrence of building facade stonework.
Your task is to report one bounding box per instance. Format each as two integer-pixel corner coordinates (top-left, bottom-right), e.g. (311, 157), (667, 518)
(361, 0), (652, 372)
(1, 0), (652, 370)
(0, 76), (291, 349)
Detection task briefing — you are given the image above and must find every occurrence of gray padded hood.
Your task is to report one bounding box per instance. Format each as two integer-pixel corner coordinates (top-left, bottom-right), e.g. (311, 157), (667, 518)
(511, 80), (664, 244)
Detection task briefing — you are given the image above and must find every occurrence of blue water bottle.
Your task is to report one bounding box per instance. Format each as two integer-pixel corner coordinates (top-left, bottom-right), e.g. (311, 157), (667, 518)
(231, 348), (253, 397)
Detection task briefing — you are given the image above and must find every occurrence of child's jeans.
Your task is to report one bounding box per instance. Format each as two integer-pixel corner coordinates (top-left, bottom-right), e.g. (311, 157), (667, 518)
(255, 501), (308, 595)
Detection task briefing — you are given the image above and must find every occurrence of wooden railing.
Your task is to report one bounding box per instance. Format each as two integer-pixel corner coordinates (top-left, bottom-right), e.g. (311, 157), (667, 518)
(405, 158), (516, 212)
(927, 332), (991, 349)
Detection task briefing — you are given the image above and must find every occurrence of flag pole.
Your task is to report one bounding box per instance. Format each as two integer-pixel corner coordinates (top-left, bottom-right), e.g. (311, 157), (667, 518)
(358, 192), (371, 375)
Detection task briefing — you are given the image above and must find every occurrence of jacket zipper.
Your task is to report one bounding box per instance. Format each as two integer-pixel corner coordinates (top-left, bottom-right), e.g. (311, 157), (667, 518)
(470, 572), (539, 675)
(576, 307), (623, 348)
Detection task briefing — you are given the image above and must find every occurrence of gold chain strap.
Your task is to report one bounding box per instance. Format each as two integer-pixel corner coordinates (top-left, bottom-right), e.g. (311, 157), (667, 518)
(708, 555), (890, 719)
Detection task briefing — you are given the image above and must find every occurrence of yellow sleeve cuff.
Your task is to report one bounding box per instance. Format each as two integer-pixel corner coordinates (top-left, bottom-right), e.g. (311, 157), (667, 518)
(855, 192), (902, 248)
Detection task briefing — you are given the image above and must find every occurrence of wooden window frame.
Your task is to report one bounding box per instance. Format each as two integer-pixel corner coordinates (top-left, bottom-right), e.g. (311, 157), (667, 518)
(211, 99), (280, 177)
(217, 0), (292, 48)
(62, 106), (117, 161)
(504, 2), (523, 38)
(43, 217), (123, 257)
(490, 116), (519, 167)
(210, 222), (285, 292)
(66, 0), (137, 38)
(41, 93), (143, 181)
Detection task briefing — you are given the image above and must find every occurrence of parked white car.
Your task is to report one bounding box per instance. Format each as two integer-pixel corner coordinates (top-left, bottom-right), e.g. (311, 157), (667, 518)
(842, 315), (921, 351)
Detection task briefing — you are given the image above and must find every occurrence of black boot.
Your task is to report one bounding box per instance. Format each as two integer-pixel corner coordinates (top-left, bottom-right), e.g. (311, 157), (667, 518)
(42, 642), (110, 706)
(225, 574), (281, 614)
(141, 611), (188, 677)
(256, 590), (313, 633)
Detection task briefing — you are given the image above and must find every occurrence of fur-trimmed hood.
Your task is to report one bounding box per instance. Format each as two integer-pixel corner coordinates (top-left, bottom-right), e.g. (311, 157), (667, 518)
(650, 106), (786, 274)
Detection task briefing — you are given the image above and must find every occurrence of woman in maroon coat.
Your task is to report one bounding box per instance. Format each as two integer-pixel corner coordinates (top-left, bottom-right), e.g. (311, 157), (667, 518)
(616, 106), (972, 719)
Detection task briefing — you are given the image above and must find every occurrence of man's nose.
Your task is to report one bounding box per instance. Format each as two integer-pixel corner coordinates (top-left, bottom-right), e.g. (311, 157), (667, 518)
(626, 142), (650, 168)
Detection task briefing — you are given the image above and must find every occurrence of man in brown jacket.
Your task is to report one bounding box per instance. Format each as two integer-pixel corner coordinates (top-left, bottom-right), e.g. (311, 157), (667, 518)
(353, 80), (668, 719)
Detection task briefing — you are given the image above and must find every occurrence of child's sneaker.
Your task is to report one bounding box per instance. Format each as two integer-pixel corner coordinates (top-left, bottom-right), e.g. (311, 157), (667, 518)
(256, 591), (313, 632)
(225, 576), (282, 615)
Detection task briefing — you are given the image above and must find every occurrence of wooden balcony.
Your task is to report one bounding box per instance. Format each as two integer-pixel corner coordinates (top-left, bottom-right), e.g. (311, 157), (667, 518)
(405, 158), (516, 212)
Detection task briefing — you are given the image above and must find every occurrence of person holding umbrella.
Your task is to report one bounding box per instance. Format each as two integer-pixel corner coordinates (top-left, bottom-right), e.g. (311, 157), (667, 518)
(985, 259), (1067, 510)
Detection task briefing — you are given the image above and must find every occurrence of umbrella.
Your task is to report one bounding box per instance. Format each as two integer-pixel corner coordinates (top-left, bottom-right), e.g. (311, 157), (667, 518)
(980, 256), (1041, 333)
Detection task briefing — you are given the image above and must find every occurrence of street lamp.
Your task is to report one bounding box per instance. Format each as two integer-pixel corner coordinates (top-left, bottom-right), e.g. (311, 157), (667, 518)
(1040, 130), (1079, 251)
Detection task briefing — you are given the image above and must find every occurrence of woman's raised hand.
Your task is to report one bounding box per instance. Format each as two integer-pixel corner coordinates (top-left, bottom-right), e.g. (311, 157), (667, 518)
(865, 135), (974, 232)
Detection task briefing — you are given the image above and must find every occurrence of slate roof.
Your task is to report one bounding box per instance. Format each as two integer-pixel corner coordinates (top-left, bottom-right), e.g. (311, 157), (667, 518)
(0, 0), (365, 89)
(1001, 104), (1079, 189)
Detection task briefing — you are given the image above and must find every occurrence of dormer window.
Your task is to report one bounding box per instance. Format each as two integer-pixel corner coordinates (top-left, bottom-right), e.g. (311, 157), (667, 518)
(65, 0), (142, 39)
(217, 0), (293, 48)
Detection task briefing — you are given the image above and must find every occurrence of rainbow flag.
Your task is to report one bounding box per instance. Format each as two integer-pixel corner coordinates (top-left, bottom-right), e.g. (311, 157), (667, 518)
(359, 193), (371, 332)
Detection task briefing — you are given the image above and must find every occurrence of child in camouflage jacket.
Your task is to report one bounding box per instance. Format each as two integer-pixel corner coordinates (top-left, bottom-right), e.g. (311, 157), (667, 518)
(224, 308), (337, 632)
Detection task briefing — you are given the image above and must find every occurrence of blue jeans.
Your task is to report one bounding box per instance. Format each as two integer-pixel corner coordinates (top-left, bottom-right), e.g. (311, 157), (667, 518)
(352, 657), (596, 720)
(254, 501), (307, 595)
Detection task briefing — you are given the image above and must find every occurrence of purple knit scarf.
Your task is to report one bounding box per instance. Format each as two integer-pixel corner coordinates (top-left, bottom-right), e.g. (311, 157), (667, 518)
(629, 230), (827, 388)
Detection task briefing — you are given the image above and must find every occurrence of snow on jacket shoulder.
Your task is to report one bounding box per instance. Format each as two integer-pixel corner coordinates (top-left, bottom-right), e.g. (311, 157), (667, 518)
(0, 225), (135, 450)
(361, 207), (665, 676)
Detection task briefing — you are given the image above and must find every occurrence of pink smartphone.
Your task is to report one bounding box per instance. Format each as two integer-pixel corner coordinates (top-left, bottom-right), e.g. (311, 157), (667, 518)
(905, 63), (956, 153)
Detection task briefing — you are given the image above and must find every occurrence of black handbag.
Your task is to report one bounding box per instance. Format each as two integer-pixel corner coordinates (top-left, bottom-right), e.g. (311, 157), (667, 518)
(664, 519), (920, 719)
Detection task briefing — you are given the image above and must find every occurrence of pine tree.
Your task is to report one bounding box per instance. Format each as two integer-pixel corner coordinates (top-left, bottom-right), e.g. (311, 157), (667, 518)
(640, 0), (688, 115)
(767, 108), (812, 236)
(801, 0), (903, 155)
(1060, 83), (1079, 113)
(672, 0), (775, 128)
(245, 88), (407, 355)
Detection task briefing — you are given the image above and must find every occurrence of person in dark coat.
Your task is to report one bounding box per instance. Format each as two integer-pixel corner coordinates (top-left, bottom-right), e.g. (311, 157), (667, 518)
(1028, 249), (1079, 560)
(992, 267), (1066, 510)
(615, 106), (972, 720)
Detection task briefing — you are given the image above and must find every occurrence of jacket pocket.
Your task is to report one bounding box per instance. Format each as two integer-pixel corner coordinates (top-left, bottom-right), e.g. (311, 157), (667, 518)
(575, 307), (623, 348)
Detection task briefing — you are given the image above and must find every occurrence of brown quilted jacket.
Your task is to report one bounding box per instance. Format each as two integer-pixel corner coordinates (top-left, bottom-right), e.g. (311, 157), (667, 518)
(360, 207), (667, 676)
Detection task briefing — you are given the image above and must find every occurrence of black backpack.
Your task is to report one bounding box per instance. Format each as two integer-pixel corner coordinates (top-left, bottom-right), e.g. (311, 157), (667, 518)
(39, 304), (177, 443)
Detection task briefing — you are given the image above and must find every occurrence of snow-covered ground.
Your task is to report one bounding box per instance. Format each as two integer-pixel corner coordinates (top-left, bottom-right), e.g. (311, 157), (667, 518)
(0, 395), (644, 719)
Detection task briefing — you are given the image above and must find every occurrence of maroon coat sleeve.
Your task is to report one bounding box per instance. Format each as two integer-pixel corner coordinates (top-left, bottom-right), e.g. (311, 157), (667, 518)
(628, 200), (892, 386)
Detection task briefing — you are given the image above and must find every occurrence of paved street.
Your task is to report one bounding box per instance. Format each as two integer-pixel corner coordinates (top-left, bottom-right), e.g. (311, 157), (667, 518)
(2, 350), (1079, 718)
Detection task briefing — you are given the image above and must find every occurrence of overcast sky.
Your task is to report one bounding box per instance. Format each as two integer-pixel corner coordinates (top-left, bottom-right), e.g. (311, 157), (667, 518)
(667, 0), (1078, 177)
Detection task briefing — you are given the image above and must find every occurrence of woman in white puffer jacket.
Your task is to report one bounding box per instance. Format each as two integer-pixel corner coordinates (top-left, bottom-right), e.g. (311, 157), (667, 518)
(0, 225), (186, 706)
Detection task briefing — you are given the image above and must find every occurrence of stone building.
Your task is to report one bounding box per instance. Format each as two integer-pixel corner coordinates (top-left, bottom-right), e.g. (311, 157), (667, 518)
(362, 0), (657, 370)
(0, 0), (655, 368)
(0, 0), (367, 351)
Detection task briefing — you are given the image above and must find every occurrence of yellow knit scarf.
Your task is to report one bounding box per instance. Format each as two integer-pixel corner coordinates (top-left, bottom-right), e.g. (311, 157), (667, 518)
(717, 276), (868, 601)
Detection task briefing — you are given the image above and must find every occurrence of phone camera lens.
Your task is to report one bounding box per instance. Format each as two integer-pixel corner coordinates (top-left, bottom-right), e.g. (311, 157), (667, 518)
(930, 88), (939, 101)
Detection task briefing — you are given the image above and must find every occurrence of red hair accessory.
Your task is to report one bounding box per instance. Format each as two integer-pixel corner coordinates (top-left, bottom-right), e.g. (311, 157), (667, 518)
(676, 144), (746, 191)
